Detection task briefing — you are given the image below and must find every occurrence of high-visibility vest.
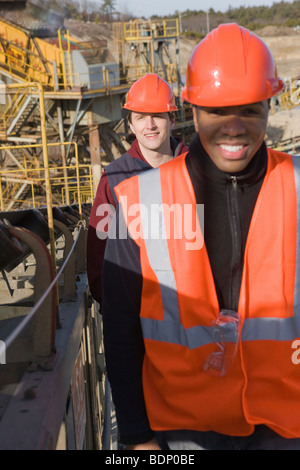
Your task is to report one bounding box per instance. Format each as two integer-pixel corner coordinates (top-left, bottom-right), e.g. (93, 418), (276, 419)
(115, 148), (300, 438)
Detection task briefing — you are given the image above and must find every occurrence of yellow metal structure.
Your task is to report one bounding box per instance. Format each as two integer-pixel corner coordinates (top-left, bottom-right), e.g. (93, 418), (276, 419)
(272, 77), (300, 111)
(122, 18), (179, 41)
(0, 16), (130, 206)
(0, 81), (60, 274)
(0, 141), (94, 211)
(113, 18), (181, 86)
(0, 15), (186, 215)
(0, 19), (121, 91)
(0, 19), (62, 88)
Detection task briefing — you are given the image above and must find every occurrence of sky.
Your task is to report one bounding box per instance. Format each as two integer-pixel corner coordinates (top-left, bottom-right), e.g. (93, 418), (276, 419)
(115, 0), (294, 18)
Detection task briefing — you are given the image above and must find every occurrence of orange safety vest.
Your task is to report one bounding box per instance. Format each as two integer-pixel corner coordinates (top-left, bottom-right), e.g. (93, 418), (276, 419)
(114, 148), (300, 438)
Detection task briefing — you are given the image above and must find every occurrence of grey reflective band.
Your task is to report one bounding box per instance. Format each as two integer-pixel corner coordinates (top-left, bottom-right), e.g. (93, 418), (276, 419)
(242, 315), (300, 341)
(141, 316), (215, 349)
(138, 168), (216, 348)
(138, 158), (300, 348)
(138, 168), (180, 324)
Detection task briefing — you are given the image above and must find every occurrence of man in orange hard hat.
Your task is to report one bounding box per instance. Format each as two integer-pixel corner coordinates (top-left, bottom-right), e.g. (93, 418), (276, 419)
(102, 24), (300, 450)
(87, 74), (187, 309)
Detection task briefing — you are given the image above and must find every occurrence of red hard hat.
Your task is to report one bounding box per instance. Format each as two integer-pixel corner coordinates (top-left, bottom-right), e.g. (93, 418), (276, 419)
(181, 23), (285, 107)
(123, 74), (178, 113)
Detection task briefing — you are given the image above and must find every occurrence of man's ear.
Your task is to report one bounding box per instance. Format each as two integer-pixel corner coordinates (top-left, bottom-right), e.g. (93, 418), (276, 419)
(192, 106), (199, 133)
(129, 122), (135, 135)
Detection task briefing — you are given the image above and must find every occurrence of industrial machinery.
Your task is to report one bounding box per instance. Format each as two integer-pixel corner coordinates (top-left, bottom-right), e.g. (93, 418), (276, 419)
(269, 77), (300, 153)
(0, 204), (115, 450)
(113, 18), (181, 87)
(0, 1), (194, 210)
(0, 0), (122, 450)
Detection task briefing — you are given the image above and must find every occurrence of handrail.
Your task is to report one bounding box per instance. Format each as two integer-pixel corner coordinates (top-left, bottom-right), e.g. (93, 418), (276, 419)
(0, 82), (56, 275)
(121, 18), (179, 41)
(0, 224), (83, 353)
(0, 141), (92, 215)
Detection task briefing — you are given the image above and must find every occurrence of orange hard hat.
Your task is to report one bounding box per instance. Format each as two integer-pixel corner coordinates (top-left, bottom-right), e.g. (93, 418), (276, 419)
(181, 23), (285, 107)
(123, 74), (178, 113)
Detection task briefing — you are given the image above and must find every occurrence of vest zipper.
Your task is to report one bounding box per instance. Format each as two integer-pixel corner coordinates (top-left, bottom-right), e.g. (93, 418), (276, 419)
(228, 176), (242, 312)
(231, 175), (238, 190)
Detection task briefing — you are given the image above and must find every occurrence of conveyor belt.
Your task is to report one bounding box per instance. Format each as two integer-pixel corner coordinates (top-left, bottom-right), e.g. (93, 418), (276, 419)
(0, 204), (90, 272)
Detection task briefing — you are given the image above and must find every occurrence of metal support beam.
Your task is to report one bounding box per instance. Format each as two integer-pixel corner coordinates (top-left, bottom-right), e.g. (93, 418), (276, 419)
(53, 219), (76, 302)
(89, 125), (101, 194)
(57, 101), (70, 205)
(6, 183), (28, 210)
(7, 95), (36, 136)
(65, 98), (82, 163)
(5, 225), (56, 364)
(62, 213), (86, 273)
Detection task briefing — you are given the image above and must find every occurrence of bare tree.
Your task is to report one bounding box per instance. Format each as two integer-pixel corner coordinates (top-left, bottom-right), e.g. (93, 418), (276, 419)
(100, 0), (116, 21)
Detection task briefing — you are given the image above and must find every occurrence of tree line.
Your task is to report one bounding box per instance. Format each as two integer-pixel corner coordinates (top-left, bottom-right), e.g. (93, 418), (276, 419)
(176, 2), (300, 39)
(38, 0), (300, 32)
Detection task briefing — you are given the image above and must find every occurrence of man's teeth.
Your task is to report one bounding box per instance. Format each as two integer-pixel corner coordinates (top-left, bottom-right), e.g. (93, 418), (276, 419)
(220, 144), (244, 152)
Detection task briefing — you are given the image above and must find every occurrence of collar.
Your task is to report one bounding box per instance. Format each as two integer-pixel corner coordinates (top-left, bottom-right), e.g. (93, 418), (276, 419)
(127, 139), (148, 163)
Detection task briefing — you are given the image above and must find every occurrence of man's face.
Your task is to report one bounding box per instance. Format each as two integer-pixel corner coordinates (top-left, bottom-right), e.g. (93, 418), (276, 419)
(192, 101), (270, 173)
(129, 112), (174, 154)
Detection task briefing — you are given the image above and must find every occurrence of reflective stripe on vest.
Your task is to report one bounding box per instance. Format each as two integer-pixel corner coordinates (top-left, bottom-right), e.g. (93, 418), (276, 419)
(138, 156), (300, 348)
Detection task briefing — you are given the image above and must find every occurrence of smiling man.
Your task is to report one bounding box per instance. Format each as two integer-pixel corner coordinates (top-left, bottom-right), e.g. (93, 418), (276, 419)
(102, 24), (300, 450)
(128, 111), (175, 167)
(86, 74), (187, 308)
(192, 101), (270, 173)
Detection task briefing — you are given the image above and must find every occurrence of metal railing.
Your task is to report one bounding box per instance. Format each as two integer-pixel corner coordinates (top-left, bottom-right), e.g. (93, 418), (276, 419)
(122, 18), (179, 41)
(1, 223), (83, 353)
(0, 142), (94, 211)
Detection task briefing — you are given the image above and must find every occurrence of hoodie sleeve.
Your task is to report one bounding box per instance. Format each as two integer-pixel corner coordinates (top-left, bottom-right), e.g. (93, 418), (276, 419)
(86, 171), (116, 306)
(102, 205), (154, 445)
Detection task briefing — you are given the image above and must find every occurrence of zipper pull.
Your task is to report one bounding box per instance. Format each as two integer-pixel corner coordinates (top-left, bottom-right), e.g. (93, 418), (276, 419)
(231, 176), (238, 189)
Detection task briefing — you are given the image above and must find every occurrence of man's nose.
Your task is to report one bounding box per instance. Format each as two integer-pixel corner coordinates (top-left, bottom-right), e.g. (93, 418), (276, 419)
(145, 115), (156, 128)
(220, 115), (246, 135)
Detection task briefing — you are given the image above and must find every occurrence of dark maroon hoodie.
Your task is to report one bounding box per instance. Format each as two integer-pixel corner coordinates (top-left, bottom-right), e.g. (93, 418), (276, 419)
(86, 137), (188, 307)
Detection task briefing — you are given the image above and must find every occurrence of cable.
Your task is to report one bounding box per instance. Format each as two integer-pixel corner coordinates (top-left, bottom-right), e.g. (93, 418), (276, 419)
(3, 226), (83, 349)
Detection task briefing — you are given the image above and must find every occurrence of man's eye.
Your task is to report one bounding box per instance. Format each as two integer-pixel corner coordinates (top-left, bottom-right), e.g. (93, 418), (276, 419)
(243, 108), (259, 115)
(209, 109), (225, 115)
